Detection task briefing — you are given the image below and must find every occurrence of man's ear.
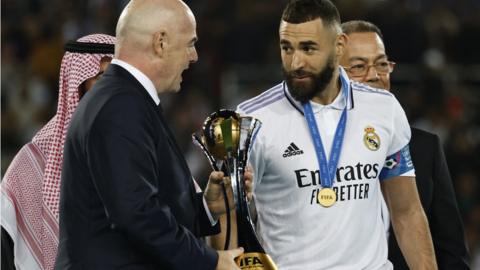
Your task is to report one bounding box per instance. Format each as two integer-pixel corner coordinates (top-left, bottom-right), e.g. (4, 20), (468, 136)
(336, 33), (348, 58)
(153, 30), (168, 58)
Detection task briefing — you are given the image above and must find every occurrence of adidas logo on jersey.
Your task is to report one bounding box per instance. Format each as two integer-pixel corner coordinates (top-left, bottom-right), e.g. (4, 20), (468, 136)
(283, 143), (304, 158)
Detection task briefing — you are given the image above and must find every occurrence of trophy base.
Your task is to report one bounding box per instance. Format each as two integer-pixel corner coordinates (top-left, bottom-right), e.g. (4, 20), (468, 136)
(235, 252), (278, 270)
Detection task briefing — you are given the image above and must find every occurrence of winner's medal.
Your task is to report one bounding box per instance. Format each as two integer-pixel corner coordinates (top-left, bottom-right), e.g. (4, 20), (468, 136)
(318, 188), (336, 207)
(302, 73), (349, 208)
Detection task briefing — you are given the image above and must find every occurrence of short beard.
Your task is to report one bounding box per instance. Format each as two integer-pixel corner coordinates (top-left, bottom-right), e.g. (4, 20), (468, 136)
(283, 54), (336, 103)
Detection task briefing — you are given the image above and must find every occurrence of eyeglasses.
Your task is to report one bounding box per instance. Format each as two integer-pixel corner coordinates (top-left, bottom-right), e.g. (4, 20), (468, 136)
(343, 61), (396, 77)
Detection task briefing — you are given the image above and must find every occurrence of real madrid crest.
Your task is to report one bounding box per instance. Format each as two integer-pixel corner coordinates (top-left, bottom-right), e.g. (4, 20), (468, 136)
(363, 126), (380, 151)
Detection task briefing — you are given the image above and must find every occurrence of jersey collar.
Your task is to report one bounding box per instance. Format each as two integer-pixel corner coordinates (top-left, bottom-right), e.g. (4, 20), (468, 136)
(284, 67), (354, 115)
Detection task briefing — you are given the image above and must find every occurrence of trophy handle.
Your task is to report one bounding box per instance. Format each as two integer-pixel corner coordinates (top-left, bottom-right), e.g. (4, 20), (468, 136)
(192, 133), (233, 250)
(192, 134), (220, 171)
(232, 117), (265, 252)
(236, 117), (262, 217)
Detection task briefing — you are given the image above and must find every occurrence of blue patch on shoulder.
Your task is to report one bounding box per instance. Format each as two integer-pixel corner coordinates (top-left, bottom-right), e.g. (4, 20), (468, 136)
(379, 144), (414, 181)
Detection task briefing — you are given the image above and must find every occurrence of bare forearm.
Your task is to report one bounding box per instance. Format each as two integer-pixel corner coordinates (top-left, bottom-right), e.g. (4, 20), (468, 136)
(392, 209), (438, 270)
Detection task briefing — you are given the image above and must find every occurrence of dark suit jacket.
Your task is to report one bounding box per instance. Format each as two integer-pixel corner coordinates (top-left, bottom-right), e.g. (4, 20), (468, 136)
(388, 128), (470, 269)
(1, 228), (15, 270)
(55, 64), (219, 270)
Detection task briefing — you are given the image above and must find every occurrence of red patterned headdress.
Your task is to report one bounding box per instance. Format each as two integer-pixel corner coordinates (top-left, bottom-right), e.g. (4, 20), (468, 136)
(1, 34), (115, 270)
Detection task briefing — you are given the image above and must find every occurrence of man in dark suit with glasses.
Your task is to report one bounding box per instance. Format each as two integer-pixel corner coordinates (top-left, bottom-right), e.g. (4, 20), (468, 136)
(340, 20), (470, 270)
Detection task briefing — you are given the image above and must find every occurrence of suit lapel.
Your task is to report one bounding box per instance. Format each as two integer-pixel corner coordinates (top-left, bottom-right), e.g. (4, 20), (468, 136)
(156, 104), (199, 216)
(156, 104), (190, 171)
(106, 64), (198, 204)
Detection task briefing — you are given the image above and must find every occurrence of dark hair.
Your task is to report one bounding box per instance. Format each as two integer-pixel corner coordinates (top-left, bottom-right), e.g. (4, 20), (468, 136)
(341, 20), (384, 40)
(282, 0), (341, 31)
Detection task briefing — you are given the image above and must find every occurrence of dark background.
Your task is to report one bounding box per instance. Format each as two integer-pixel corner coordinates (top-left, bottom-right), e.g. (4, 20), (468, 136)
(2, 0), (479, 265)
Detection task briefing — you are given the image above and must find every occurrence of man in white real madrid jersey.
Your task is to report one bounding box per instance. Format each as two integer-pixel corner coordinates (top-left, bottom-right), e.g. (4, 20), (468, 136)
(234, 0), (437, 269)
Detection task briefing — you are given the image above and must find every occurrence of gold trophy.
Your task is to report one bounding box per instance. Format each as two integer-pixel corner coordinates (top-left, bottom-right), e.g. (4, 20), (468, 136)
(193, 110), (277, 270)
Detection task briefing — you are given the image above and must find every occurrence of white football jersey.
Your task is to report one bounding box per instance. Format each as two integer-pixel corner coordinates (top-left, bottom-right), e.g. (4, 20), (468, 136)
(237, 67), (414, 270)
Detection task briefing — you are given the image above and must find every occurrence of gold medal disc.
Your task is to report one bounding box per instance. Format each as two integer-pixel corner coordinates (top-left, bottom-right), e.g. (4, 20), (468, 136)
(318, 188), (336, 207)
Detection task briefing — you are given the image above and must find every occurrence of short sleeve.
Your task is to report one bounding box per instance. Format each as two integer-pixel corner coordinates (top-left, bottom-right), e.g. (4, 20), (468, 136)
(379, 97), (415, 181)
(387, 97), (411, 156)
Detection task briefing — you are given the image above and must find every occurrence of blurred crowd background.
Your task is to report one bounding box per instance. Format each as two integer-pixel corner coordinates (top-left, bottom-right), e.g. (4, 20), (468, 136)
(2, 0), (479, 266)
